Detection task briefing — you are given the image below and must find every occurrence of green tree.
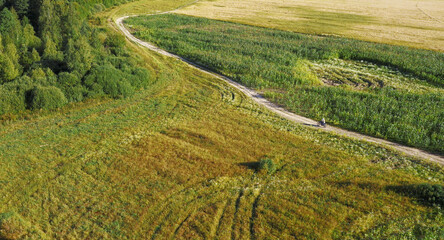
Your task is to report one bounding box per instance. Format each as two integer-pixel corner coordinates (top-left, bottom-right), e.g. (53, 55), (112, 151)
(12, 0), (30, 16)
(64, 36), (92, 76)
(0, 8), (15, 34)
(42, 34), (63, 64)
(38, 0), (61, 46)
(0, 8), (21, 45)
(0, 53), (19, 82)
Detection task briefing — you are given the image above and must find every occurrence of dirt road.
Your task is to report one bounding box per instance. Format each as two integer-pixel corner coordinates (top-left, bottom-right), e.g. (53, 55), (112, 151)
(115, 13), (444, 166)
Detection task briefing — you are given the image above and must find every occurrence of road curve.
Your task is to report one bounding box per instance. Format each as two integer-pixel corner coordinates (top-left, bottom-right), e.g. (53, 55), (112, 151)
(115, 14), (444, 166)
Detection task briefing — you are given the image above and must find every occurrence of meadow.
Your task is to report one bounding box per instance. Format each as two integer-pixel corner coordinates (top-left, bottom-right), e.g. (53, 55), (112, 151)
(126, 14), (444, 153)
(176, 0), (444, 51)
(1, 0), (444, 239)
(1, 41), (444, 238)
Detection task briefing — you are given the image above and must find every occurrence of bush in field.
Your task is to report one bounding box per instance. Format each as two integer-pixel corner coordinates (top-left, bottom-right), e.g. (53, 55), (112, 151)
(258, 158), (276, 174)
(390, 184), (444, 208)
(127, 67), (151, 89)
(29, 85), (67, 110)
(84, 64), (134, 98)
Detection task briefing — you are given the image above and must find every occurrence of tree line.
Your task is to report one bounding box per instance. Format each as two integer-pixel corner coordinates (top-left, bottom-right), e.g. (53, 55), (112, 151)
(0, 0), (150, 116)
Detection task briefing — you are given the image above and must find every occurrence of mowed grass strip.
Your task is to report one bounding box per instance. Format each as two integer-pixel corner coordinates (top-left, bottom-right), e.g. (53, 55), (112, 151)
(126, 14), (444, 153)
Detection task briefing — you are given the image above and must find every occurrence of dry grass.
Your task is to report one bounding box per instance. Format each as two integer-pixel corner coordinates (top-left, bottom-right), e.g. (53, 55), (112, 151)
(176, 0), (444, 51)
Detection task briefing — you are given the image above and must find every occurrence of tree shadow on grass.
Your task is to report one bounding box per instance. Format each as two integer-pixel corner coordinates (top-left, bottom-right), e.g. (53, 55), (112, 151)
(387, 184), (444, 208)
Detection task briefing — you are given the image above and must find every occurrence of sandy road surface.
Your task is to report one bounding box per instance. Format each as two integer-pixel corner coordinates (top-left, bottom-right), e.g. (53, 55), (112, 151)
(115, 12), (444, 166)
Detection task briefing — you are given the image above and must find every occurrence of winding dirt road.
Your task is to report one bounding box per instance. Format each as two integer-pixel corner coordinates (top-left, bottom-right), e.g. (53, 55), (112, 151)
(115, 12), (444, 166)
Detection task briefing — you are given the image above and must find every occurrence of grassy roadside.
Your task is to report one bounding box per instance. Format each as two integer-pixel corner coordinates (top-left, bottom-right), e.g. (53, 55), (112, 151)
(125, 14), (444, 154)
(1, 1), (443, 239)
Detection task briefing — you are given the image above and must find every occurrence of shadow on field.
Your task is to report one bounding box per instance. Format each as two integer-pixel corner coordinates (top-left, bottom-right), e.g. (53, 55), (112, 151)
(387, 184), (444, 208)
(239, 162), (260, 170)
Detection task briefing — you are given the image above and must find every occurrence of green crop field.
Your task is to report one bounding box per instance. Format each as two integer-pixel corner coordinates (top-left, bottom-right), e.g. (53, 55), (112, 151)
(126, 14), (444, 154)
(1, 0), (444, 239)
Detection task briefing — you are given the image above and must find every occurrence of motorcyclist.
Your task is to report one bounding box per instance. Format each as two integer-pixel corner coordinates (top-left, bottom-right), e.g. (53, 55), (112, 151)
(320, 118), (326, 127)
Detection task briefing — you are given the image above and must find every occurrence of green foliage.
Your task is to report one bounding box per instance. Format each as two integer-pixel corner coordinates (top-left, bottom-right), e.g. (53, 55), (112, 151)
(0, 86), (25, 115)
(0, 0), (151, 116)
(413, 184), (444, 207)
(128, 14), (444, 88)
(282, 87), (444, 153)
(12, 0), (29, 16)
(128, 14), (444, 153)
(64, 37), (93, 75)
(84, 64), (135, 99)
(0, 52), (19, 82)
(258, 158), (276, 174)
(57, 72), (85, 102)
(105, 33), (126, 55)
(29, 85), (67, 110)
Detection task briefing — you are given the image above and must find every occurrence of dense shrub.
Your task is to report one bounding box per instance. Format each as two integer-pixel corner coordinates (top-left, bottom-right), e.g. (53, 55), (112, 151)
(105, 34), (126, 55)
(84, 64), (135, 98)
(0, 0), (152, 117)
(57, 72), (85, 102)
(258, 158), (276, 174)
(29, 85), (68, 110)
(0, 87), (25, 115)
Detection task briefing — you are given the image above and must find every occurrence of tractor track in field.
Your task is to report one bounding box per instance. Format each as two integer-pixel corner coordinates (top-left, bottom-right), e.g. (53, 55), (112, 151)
(115, 8), (444, 166)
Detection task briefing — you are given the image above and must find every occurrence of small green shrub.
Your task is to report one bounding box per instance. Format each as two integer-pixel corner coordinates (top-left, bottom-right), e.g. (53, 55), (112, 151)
(29, 85), (68, 110)
(258, 158), (276, 174)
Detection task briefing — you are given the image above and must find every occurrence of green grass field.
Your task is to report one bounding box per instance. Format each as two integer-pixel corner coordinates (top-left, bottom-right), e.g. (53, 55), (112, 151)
(1, 47), (444, 238)
(1, 0), (444, 239)
(125, 14), (444, 154)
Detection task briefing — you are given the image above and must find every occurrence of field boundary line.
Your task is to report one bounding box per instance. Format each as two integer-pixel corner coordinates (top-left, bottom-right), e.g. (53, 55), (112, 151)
(115, 13), (444, 166)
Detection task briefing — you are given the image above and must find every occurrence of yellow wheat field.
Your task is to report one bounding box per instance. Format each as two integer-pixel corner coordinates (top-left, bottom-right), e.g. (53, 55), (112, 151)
(177, 0), (444, 51)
